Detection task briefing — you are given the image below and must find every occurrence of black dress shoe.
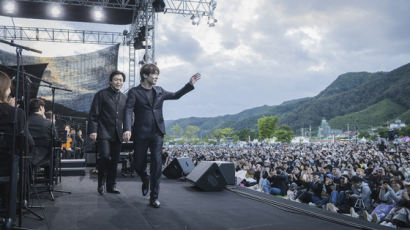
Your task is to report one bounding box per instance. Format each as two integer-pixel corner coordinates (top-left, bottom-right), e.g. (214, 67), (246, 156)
(97, 185), (105, 195)
(107, 187), (121, 194)
(142, 177), (149, 196)
(150, 199), (160, 208)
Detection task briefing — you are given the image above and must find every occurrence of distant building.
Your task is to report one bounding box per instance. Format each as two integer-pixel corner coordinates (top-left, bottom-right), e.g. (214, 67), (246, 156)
(318, 118), (331, 138)
(389, 120), (406, 129)
(317, 119), (343, 138)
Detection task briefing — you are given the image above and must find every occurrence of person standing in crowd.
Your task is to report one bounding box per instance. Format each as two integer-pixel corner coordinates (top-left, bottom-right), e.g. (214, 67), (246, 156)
(27, 98), (58, 167)
(123, 64), (200, 208)
(89, 71), (127, 195)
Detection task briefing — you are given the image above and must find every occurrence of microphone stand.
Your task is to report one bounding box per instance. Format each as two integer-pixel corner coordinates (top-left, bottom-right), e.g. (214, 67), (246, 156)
(39, 84), (72, 199)
(0, 39), (41, 230)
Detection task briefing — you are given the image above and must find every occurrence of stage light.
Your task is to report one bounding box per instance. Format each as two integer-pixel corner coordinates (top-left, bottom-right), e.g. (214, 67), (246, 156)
(207, 17), (217, 27)
(191, 14), (200, 25)
(50, 4), (62, 18)
(152, 0), (165, 13)
(3, 1), (16, 14)
(92, 7), (104, 21)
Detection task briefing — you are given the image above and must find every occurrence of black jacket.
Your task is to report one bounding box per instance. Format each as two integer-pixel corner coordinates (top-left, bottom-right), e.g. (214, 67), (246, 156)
(88, 87), (127, 141)
(124, 83), (194, 139)
(0, 103), (33, 174)
(28, 113), (57, 165)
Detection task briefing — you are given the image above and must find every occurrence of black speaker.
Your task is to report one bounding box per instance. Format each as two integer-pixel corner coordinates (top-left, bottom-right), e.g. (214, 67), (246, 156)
(163, 157), (195, 179)
(210, 161), (235, 185)
(186, 161), (227, 191)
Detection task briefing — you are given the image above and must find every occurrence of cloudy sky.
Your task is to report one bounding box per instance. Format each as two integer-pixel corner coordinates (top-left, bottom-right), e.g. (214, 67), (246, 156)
(1, 0), (410, 120)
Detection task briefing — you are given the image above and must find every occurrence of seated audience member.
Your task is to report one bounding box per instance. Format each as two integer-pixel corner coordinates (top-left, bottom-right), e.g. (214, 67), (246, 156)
(349, 176), (372, 218)
(269, 167), (289, 196)
(363, 180), (404, 223)
(381, 181), (410, 227)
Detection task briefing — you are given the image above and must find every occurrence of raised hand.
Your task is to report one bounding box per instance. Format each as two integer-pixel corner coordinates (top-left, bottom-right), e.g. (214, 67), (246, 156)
(123, 131), (131, 142)
(189, 73), (201, 85)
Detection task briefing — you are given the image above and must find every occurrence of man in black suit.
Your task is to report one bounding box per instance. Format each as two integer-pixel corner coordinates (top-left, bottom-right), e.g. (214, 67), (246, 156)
(89, 71), (127, 195)
(123, 64), (200, 208)
(28, 98), (57, 167)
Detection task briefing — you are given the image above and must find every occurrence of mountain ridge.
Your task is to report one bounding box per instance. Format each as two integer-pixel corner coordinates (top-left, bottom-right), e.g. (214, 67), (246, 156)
(166, 63), (410, 136)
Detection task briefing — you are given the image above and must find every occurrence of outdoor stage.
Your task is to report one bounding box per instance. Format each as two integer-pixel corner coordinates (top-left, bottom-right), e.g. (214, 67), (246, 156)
(24, 170), (388, 230)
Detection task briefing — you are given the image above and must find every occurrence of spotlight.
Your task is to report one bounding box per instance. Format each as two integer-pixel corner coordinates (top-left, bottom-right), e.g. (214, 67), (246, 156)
(152, 0), (165, 13)
(207, 17), (217, 27)
(3, 1), (16, 14)
(191, 15), (200, 25)
(93, 7), (104, 21)
(50, 4), (62, 18)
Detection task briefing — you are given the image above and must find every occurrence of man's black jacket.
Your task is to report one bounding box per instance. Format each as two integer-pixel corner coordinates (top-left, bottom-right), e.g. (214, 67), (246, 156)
(124, 83), (194, 140)
(28, 113), (57, 165)
(88, 87), (127, 141)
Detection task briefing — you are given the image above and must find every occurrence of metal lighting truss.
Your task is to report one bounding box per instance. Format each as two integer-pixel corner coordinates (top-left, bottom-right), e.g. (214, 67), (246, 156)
(0, 0), (217, 87)
(0, 26), (124, 44)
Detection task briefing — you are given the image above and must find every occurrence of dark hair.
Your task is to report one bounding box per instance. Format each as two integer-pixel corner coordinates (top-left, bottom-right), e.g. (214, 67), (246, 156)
(45, 111), (53, 120)
(29, 98), (46, 115)
(109, 70), (126, 82)
(351, 176), (362, 184)
(140, 64), (160, 81)
(262, 171), (269, 179)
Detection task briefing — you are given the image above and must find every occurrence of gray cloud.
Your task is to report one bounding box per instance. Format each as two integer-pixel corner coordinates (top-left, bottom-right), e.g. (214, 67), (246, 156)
(1, 0), (410, 121)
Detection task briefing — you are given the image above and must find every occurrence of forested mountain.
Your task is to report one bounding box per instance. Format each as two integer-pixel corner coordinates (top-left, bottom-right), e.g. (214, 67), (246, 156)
(166, 63), (410, 136)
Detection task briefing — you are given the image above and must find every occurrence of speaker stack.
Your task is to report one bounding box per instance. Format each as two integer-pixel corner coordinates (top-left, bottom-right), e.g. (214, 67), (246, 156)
(209, 161), (235, 185)
(186, 161), (228, 191)
(162, 157), (195, 179)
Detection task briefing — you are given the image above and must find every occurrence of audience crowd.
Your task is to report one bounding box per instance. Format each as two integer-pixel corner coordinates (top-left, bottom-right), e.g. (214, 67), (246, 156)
(164, 141), (410, 228)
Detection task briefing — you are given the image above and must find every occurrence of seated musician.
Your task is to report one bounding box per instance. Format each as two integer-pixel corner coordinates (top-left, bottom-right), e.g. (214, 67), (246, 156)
(27, 98), (57, 168)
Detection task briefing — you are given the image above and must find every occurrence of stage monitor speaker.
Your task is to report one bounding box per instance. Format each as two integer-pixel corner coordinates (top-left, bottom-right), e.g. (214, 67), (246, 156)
(163, 157), (195, 179)
(186, 161), (227, 191)
(210, 161), (235, 185)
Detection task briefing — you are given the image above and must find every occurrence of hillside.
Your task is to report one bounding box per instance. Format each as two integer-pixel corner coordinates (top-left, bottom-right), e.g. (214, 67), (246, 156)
(166, 63), (410, 136)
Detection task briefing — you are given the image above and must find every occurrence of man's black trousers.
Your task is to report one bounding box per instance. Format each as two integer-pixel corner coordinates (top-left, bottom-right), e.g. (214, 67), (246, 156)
(133, 135), (163, 200)
(97, 139), (121, 189)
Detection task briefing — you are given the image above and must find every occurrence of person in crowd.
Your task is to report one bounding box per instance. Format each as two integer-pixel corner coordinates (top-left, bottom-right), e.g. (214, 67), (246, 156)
(269, 166), (289, 196)
(363, 180), (404, 223)
(88, 70), (127, 195)
(348, 176), (372, 217)
(380, 181), (410, 227)
(123, 64), (200, 208)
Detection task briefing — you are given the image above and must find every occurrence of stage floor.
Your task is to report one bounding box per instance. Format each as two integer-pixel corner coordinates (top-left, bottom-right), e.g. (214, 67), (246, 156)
(23, 169), (387, 230)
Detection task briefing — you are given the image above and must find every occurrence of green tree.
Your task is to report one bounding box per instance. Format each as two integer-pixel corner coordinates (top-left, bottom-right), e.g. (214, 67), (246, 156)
(212, 128), (234, 142)
(170, 123), (184, 138)
(398, 125), (410, 137)
(185, 125), (200, 141)
(358, 130), (371, 139)
(274, 125), (295, 143)
(376, 127), (389, 139)
(258, 116), (278, 140)
(236, 128), (257, 141)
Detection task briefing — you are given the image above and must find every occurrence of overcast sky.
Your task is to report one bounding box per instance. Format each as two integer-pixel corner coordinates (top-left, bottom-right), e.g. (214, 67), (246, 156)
(1, 0), (410, 120)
